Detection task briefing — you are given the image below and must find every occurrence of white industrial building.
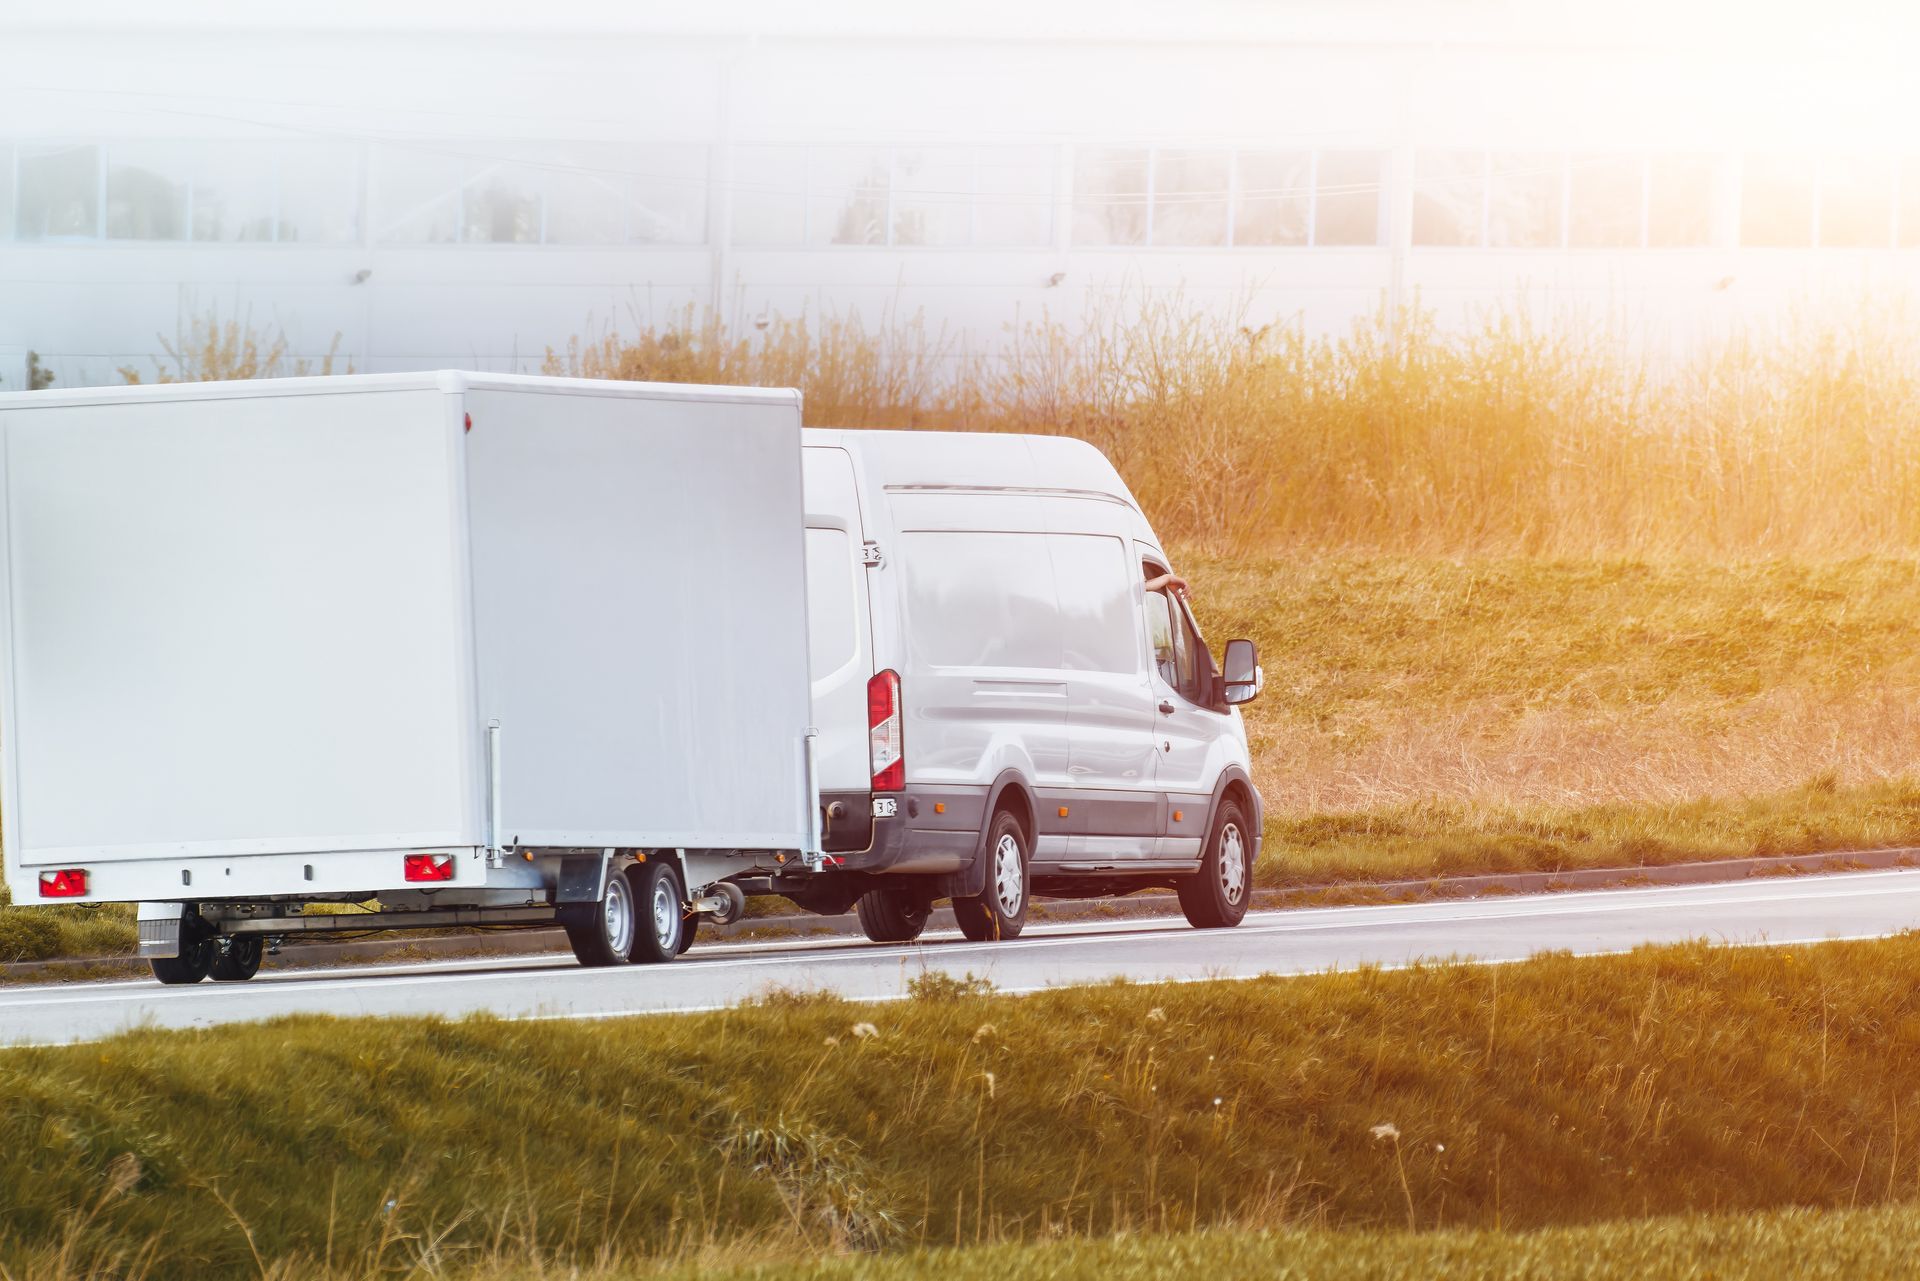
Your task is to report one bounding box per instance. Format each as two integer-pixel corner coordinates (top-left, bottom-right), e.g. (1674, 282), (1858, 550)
(1, 0), (1914, 388)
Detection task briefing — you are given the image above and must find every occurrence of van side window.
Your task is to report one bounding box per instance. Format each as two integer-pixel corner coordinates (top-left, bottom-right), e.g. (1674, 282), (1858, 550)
(1171, 602), (1198, 693)
(1146, 589), (1177, 685)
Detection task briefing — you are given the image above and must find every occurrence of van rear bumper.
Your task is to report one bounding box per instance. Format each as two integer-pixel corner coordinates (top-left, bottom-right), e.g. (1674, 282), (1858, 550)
(830, 785), (990, 875)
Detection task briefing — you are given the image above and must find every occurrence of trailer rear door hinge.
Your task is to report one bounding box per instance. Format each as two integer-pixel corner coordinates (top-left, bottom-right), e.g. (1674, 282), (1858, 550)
(860, 540), (883, 567)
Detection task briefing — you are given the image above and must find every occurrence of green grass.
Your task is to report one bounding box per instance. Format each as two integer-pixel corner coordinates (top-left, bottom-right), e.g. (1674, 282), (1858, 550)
(647, 1206), (1920, 1281)
(10, 935), (1920, 1275)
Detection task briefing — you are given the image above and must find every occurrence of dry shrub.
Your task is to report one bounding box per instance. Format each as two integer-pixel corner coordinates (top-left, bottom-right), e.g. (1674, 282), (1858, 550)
(552, 293), (1920, 557)
(119, 308), (351, 385)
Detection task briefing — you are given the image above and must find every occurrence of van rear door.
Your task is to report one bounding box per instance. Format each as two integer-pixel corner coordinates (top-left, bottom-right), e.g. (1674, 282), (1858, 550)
(802, 446), (876, 847)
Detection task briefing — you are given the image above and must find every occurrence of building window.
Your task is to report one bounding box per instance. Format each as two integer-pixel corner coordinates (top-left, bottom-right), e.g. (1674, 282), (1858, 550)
(374, 142), (706, 246)
(892, 146), (974, 246)
(730, 145), (808, 245)
(1646, 154), (1715, 247)
(1568, 154), (1643, 247)
(1487, 152), (1563, 248)
(973, 146), (1055, 247)
(732, 145), (1054, 248)
(1234, 149), (1312, 246)
(1817, 154), (1893, 248)
(1073, 147), (1150, 246)
(1742, 154), (1816, 247)
(0, 144), (14, 242)
(105, 143), (190, 240)
(1073, 146), (1386, 248)
(1152, 149), (1230, 247)
(1313, 150), (1385, 246)
(1413, 150), (1486, 246)
(273, 144), (364, 244)
(16, 144), (101, 240)
(808, 146), (891, 246)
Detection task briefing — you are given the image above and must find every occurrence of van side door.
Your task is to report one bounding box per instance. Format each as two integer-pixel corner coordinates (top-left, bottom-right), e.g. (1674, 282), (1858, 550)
(1141, 557), (1225, 862)
(1052, 532), (1162, 862)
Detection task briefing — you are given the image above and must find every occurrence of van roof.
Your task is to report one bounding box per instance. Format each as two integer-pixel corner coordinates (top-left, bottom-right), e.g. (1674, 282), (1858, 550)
(803, 427), (1141, 512)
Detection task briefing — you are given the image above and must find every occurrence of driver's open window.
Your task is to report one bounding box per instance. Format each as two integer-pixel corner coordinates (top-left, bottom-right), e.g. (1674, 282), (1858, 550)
(1142, 561), (1182, 690)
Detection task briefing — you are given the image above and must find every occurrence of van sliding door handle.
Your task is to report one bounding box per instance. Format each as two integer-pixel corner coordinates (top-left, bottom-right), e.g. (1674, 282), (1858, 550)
(1157, 700), (1176, 714)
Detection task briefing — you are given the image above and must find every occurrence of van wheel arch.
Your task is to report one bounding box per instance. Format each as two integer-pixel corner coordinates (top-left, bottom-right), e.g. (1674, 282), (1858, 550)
(942, 771), (1035, 902)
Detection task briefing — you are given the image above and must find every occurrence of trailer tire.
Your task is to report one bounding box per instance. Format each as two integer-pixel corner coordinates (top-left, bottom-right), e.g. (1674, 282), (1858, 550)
(559, 863), (639, 967)
(150, 936), (215, 985)
(630, 860), (686, 965)
(677, 906), (698, 955)
(856, 887), (929, 943)
(209, 936), (264, 982)
(1178, 797), (1252, 929)
(952, 809), (1029, 942)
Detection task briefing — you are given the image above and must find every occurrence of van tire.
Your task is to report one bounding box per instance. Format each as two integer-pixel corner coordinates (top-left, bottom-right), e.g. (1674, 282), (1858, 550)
(629, 860), (687, 965)
(559, 863), (640, 967)
(208, 936), (264, 982)
(1179, 798), (1253, 929)
(952, 809), (1030, 942)
(150, 936), (216, 985)
(856, 888), (929, 943)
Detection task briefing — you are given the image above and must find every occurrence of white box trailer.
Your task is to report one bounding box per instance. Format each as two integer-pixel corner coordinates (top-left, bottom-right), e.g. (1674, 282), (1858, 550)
(0, 372), (819, 979)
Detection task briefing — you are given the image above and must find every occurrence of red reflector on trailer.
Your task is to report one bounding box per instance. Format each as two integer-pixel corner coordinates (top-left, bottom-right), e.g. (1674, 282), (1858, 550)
(37, 868), (88, 899)
(403, 854), (455, 883)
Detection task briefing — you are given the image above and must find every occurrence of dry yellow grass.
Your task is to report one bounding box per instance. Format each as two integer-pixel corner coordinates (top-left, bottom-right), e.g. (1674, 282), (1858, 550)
(548, 295), (1920, 558)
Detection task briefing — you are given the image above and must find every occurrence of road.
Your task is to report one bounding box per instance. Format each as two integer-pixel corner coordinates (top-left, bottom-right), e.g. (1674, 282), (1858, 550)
(5, 869), (1919, 1047)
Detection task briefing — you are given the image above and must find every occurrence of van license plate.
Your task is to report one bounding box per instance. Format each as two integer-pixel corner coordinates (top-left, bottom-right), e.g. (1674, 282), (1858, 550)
(872, 797), (899, 818)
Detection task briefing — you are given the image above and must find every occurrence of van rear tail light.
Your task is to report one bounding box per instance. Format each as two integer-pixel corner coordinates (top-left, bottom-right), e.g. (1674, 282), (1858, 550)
(403, 854), (455, 883)
(37, 868), (88, 899)
(868, 668), (904, 792)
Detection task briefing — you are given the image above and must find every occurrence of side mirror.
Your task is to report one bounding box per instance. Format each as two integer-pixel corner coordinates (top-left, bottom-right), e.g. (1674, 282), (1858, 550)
(1222, 638), (1262, 705)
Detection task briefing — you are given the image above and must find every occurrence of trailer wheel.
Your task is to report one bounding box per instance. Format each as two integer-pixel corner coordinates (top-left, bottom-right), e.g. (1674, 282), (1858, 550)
(1178, 797), (1252, 930)
(677, 906), (698, 955)
(149, 936), (216, 985)
(208, 936), (264, 982)
(952, 809), (1029, 942)
(856, 887), (929, 943)
(559, 863), (639, 967)
(630, 860), (686, 965)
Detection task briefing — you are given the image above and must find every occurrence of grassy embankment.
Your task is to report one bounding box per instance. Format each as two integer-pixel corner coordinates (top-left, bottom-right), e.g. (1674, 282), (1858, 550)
(9, 935), (1920, 1276)
(9, 301), (1920, 962)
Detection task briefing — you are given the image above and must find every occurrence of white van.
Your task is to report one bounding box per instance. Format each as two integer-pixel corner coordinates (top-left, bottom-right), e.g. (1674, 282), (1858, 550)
(777, 428), (1265, 940)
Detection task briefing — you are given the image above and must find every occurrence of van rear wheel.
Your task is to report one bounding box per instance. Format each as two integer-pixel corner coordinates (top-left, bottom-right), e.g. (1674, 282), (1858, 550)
(952, 810), (1029, 942)
(1179, 798), (1253, 929)
(856, 887), (929, 943)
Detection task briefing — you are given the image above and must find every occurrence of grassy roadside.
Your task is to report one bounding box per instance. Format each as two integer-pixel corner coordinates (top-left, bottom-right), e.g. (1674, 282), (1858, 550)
(643, 1206), (1920, 1281)
(10, 936), (1920, 1275)
(1189, 555), (1920, 885)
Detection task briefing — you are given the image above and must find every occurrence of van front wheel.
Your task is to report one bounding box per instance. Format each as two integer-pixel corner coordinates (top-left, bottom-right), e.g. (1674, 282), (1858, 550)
(952, 811), (1029, 942)
(856, 887), (929, 943)
(1179, 798), (1253, 929)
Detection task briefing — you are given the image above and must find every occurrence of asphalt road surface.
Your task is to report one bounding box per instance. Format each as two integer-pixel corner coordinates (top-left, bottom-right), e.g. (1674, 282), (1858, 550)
(5, 869), (1919, 1047)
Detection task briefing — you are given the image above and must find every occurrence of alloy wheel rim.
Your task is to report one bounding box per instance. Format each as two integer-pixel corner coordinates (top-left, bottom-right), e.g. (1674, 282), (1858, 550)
(994, 833), (1025, 916)
(603, 873), (636, 955)
(1218, 824), (1246, 905)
